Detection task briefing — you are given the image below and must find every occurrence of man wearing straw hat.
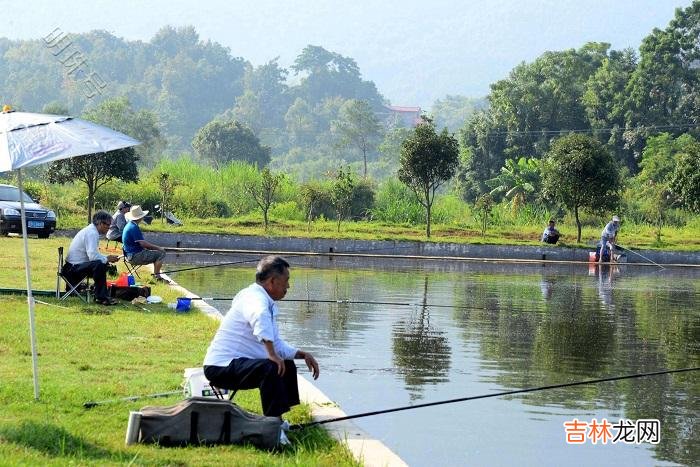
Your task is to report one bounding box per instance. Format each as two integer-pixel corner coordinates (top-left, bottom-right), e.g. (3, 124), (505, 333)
(122, 205), (168, 281)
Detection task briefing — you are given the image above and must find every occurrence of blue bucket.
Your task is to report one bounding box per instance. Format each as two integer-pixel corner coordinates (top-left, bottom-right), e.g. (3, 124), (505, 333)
(176, 297), (192, 312)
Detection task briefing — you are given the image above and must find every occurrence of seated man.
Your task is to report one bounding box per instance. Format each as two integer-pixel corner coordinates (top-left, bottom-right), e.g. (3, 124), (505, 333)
(62, 210), (120, 305)
(122, 205), (168, 281)
(541, 219), (561, 244)
(106, 200), (130, 243)
(203, 256), (319, 418)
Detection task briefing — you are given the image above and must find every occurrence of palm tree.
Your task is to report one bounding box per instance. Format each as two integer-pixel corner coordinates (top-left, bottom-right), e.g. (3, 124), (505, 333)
(487, 157), (541, 214)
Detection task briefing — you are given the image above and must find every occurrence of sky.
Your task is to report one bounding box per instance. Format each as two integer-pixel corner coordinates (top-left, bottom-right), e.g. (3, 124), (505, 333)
(1, 0), (693, 108)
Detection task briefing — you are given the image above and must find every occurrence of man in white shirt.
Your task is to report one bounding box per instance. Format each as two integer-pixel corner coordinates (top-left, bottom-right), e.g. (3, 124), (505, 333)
(203, 256), (319, 417)
(63, 210), (120, 305)
(599, 215), (621, 262)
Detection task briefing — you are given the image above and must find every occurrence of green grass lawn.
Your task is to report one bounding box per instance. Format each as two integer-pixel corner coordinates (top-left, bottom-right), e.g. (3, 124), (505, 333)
(0, 237), (357, 466)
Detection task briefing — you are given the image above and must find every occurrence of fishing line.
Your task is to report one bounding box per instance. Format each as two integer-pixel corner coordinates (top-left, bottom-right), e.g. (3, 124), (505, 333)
(290, 366), (699, 430)
(616, 244), (665, 270)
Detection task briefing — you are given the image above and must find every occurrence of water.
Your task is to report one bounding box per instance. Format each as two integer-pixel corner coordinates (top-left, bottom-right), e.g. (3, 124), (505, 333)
(173, 255), (699, 466)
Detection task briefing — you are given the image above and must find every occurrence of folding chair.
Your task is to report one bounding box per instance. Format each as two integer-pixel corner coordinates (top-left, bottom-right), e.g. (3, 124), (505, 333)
(56, 246), (90, 303)
(122, 249), (144, 280)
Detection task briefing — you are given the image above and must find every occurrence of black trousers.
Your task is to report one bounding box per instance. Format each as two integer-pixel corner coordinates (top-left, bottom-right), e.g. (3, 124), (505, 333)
(61, 260), (109, 300)
(543, 234), (560, 244)
(204, 358), (300, 417)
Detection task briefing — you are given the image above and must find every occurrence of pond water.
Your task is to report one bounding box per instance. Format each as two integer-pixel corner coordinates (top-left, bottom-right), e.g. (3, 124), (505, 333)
(171, 254), (699, 466)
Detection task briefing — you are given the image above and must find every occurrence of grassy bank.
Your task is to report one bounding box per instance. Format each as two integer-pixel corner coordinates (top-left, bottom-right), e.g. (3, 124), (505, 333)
(0, 237), (357, 466)
(59, 213), (700, 252)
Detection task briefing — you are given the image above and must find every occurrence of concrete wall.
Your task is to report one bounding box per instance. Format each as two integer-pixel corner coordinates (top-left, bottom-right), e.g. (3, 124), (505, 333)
(56, 230), (700, 265)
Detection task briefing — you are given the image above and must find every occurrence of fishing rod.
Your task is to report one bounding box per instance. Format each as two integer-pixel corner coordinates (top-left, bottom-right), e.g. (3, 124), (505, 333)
(189, 296), (489, 311)
(616, 244), (665, 270)
(290, 366), (699, 430)
(160, 244), (418, 275)
(83, 390), (183, 409)
(160, 259), (258, 275)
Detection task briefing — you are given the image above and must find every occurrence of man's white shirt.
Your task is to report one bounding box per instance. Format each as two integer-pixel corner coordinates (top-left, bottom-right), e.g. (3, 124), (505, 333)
(66, 223), (108, 265)
(203, 283), (297, 366)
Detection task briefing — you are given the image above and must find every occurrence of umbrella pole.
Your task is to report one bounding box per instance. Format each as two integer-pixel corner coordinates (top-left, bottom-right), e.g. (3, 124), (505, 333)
(17, 170), (40, 400)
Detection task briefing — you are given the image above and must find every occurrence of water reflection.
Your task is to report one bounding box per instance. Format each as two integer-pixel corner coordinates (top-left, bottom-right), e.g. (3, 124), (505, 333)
(174, 258), (699, 466)
(392, 276), (451, 399)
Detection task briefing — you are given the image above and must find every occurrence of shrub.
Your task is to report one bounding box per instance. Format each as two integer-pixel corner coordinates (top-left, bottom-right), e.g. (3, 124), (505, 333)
(300, 180), (335, 220)
(270, 201), (305, 222)
(371, 178), (423, 224)
(350, 179), (376, 220)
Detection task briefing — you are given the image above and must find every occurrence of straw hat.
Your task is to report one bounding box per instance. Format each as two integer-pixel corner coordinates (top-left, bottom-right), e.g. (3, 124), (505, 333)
(126, 205), (149, 221)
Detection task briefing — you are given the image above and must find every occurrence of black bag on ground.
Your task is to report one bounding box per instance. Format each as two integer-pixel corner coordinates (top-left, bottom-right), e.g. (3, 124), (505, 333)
(109, 285), (151, 301)
(136, 397), (282, 450)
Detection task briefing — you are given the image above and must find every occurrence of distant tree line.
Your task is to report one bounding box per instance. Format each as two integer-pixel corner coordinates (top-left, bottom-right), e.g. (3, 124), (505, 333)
(1, 3), (698, 237)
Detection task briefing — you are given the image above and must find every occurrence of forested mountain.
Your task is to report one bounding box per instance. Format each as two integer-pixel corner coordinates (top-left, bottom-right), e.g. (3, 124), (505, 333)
(1, 2), (698, 189)
(0, 27), (247, 150)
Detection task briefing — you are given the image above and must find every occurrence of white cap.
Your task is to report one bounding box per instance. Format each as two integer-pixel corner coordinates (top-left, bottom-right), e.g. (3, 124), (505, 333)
(612, 216), (620, 222)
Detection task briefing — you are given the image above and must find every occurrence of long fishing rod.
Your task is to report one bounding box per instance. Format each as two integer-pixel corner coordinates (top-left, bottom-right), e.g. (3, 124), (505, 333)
(160, 244), (418, 275)
(189, 296), (488, 311)
(290, 366), (699, 430)
(83, 390), (182, 409)
(616, 244), (665, 270)
(160, 259), (258, 275)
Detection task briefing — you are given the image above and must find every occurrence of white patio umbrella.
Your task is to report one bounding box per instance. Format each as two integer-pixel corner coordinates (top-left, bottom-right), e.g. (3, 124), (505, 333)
(0, 108), (140, 400)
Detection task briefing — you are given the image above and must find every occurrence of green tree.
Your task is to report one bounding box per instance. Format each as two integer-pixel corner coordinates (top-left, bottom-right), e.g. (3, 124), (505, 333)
(474, 193), (494, 236)
(375, 126), (413, 180)
(284, 97), (316, 147)
(330, 167), (356, 232)
(455, 111), (508, 201)
(158, 172), (176, 224)
(622, 3), (700, 159)
(332, 99), (383, 178)
(232, 58), (291, 132)
(486, 157), (541, 214)
(542, 134), (622, 242)
(192, 119), (271, 169)
(669, 143), (700, 213)
(148, 26), (246, 145)
(398, 120), (459, 238)
(431, 95), (488, 133)
(634, 133), (699, 237)
(244, 167), (283, 230)
(291, 45), (384, 108)
(582, 49), (637, 168)
(47, 97), (149, 222)
(489, 43), (610, 157)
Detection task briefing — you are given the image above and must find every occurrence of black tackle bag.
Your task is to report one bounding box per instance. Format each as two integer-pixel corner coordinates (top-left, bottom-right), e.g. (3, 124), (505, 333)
(136, 397), (282, 450)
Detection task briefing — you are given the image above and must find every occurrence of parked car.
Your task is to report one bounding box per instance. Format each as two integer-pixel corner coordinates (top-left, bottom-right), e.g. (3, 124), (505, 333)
(0, 183), (56, 238)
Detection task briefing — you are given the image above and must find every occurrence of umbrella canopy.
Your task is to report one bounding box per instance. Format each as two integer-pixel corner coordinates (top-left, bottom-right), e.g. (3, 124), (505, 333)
(0, 111), (139, 170)
(0, 108), (140, 400)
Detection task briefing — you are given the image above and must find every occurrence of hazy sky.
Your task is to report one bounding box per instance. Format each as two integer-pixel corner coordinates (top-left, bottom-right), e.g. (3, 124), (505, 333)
(1, 0), (693, 107)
